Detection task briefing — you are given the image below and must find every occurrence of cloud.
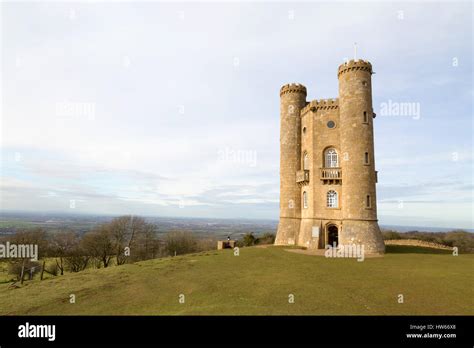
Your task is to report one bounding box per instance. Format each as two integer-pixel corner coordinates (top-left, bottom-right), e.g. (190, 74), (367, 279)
(1, 1), (472, 227)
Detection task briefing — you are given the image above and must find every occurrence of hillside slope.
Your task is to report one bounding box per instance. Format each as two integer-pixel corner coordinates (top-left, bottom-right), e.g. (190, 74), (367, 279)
(0, 246), (472, 315)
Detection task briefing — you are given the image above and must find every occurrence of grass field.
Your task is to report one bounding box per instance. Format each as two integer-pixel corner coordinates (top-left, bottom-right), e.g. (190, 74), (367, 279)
(0, 220), (39, 229)
(0, 245), (472, 315)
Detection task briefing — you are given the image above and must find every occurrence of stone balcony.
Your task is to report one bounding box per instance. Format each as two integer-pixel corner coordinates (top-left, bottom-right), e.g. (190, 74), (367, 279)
(296, 170), (309, 185)
(320, 167), (342, 184)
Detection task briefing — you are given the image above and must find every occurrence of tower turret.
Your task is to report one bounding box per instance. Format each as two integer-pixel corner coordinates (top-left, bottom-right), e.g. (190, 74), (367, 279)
(275, 83), (307, 245)
(337, 60), (385, 253)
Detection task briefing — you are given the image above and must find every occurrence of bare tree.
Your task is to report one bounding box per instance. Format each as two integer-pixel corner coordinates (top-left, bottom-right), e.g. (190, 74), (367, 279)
(64, 246), (90, 272)
(49, 231), (78, 275)
(132, 222), (161, 261)
(81, 225), (114, 268)
(109, 216), (149, 265)
(8, 228), (48, 259)
(109, 216), (130, 265)
(164, 231), (198, 256)
(110, 216), (131, 264)
(4, 228), (48, 283)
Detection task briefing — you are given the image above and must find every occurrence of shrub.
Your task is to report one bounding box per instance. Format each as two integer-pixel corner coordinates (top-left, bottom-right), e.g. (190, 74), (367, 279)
(257, 232), (275, 245)
(242, 233), (256, 247)
(381, 230), (402, 240)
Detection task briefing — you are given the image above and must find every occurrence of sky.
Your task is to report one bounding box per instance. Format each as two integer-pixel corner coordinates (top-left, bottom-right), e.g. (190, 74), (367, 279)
(0, 1), (472, 229)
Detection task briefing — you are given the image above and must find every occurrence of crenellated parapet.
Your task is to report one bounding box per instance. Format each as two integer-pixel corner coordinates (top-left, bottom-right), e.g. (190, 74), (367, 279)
(276, 59), (385, 254)
(300, 98), (339, 116)
(337, 59), (372, 78)
(280, 83), (307, 97)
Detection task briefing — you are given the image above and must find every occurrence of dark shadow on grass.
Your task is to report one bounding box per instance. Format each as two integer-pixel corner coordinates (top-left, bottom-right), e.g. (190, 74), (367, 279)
(386, 245), (452, 254)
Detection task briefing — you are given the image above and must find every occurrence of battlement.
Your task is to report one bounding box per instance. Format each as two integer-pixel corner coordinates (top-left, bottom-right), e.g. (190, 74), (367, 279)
(337, 59), (372, 77)
(301, 98), (339, 115)
(280, 83), (307, 97)
(276, 59), (385, 254)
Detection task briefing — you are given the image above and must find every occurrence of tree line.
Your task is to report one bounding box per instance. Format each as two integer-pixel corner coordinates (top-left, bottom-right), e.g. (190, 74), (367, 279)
(0, 216), (217, 282)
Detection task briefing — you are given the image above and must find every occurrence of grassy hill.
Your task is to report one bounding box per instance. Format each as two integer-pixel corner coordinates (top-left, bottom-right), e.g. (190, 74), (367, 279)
(0, 245), (472, 315)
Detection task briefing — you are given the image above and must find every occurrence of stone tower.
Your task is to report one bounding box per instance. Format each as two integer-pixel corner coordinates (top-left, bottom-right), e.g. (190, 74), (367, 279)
(275, 59), (385, 254)
(275, 83), (307, 246)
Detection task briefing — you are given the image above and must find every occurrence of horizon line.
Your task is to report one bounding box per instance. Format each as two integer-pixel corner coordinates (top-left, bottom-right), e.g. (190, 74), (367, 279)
(0, 209), (472, 232)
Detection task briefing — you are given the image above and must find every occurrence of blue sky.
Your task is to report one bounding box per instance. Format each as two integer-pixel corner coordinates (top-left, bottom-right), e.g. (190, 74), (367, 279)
(0, 1), (472, 229)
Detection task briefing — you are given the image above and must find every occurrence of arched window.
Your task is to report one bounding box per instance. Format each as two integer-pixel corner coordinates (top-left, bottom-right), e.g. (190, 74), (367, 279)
(303, 152), (309, 170)
(303, 191), (308, 209)
(324, 148), (339, 168)
(327, 190), (338, 208)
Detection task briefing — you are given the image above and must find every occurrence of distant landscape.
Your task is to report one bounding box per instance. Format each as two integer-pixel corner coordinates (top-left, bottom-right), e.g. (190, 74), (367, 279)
(1, 211), (472, 237)
(0, 211), (278, 239)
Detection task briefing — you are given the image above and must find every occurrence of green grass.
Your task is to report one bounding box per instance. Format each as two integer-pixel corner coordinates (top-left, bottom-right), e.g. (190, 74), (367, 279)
(0, 220), (39, 229)
(0, 258), (63, 284)
(0, 261), (11, 283)
(0, 245), (472, 315)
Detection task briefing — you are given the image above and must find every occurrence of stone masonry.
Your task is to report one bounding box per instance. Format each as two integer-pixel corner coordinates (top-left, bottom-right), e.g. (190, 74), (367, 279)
(275, 59), (385, 254)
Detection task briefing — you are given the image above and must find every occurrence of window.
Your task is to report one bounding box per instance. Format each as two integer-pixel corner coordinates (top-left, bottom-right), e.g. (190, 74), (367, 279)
(327, 120), (336, 129)
(303, 152), (309, 170)
(327, 190), (338, 208)
(324, 148), (339, 168)
(303, 191), (308, 209)
(302, 126), (306, 134)
(366, 195), (371, 208)
(363, 111), (368, 123)
(364, 152), (369, 164)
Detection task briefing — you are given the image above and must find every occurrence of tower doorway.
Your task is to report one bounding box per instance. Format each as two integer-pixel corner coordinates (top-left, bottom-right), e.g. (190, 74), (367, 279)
(327, 225), (339, 247)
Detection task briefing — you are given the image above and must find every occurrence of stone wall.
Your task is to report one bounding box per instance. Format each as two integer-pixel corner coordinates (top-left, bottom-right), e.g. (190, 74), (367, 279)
(384, 239), (453, 250)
